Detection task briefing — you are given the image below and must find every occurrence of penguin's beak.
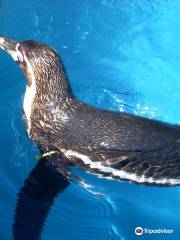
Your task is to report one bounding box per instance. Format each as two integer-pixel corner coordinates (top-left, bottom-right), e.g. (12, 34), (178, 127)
(0, 36), (18, 61)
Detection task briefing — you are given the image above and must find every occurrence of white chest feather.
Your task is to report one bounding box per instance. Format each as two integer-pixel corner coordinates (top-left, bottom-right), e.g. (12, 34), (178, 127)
(23, 56), (36, 135)
(23, 83), (36, 133)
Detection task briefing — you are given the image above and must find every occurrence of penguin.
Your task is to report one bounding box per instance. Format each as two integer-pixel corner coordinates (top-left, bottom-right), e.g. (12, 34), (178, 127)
(0, 35), (180, 186)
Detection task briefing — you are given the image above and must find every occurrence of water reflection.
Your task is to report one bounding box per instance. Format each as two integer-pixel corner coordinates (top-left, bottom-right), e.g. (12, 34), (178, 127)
(13, 153), (69, 240)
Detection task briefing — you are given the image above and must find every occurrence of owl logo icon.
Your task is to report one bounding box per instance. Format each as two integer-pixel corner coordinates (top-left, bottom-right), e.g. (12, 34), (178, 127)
(135, 227), (143, 236)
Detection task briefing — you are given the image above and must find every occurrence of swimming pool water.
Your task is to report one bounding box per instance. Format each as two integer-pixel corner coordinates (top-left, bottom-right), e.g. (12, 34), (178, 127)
(0, 0), (180, 239)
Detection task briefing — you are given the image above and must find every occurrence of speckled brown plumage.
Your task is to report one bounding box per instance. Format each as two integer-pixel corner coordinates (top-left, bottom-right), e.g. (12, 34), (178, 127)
(1, 36), (180, 186)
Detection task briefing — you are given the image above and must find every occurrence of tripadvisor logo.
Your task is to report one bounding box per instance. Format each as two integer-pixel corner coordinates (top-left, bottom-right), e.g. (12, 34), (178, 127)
(135, 226), (173, 236)
(135, 227), (143, 236)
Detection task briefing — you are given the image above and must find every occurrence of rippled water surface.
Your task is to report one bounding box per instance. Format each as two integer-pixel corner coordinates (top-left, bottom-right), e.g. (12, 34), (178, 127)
(0, 0), (180, 239)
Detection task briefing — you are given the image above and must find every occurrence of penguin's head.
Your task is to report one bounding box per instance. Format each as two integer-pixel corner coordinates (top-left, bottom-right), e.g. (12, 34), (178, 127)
(0, 36), (71, 100)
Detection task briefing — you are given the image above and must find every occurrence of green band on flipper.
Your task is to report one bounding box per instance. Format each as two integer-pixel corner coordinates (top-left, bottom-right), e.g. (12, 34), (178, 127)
(35, 151), (58, 161)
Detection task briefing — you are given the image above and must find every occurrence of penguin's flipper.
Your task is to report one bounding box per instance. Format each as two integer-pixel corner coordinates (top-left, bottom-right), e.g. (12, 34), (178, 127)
(91, 144), (180, 186)
(13, 152), (70, 240)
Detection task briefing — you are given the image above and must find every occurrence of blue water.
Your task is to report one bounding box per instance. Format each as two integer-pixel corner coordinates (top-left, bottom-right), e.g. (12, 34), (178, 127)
(0, 0), (180, 239)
